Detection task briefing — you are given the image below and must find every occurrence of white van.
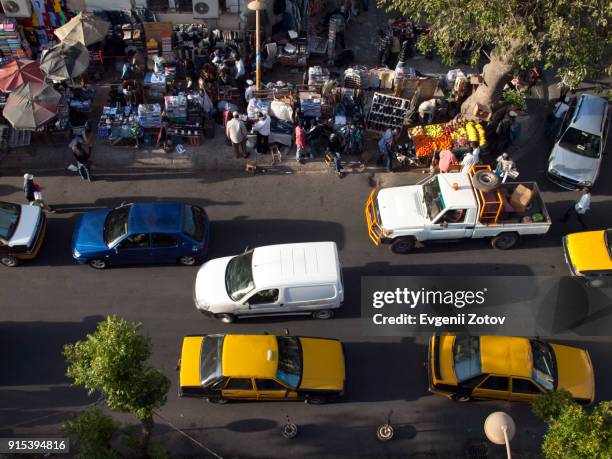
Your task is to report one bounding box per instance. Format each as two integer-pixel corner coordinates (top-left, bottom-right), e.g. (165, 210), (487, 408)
(193, 242), (344, 323)
(547, 94), (610, 189)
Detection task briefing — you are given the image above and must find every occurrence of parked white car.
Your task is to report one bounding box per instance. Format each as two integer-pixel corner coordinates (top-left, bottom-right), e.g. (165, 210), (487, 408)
(547, 94), (610, 190)
(193, 242), (344, 323)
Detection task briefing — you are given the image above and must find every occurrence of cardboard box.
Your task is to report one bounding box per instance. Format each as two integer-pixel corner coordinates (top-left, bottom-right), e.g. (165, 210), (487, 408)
(509, 184), (534, 213)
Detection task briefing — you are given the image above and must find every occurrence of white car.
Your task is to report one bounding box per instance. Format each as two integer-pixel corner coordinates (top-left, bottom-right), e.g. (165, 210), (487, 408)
(193, 242), (344, 323)
(547, 94), (609, 190)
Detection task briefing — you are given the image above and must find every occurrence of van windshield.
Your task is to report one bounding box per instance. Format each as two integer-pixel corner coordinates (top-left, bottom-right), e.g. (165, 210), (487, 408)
(0, 202), (20, 240)
(559, 128), (601, 158)
(104, 205), (131, 245)
(423, 177), (445, 221)
(225, 251), (255, 301)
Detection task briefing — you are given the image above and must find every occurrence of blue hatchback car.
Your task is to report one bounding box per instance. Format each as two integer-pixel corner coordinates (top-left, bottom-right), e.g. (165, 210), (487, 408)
(71, 202), (209, 269)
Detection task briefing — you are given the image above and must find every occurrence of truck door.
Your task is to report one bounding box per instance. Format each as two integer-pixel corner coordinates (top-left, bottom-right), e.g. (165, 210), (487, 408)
(428, 209), (470, 240)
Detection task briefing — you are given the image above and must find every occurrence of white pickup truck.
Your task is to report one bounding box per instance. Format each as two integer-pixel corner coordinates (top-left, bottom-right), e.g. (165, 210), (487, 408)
(365, 171), (551, 253)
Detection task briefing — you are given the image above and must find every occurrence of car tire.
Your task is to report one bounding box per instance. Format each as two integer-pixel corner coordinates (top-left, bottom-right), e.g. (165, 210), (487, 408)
(207, 397), (228, 404)
(390, 237), (415, 254)
(312, 310), (334, 320)
(0, 255), (18, 267)
(472, 170), (500, 192)
(491, 232), (519, 250)
(451, 394), (471, 402)
(88, 258), (108, 269)
(178, 255), (197, 266)
(215, 313), (236, 324)
(305, 395), (327, 405)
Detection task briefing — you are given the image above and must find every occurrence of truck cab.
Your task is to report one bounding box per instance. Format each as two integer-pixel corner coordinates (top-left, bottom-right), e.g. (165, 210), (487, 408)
(365, 169), (551, 253)
(0, 201), (46, 267)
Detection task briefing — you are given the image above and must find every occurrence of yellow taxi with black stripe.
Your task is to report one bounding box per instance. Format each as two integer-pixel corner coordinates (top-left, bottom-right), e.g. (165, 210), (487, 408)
(428, 334), (595, 404)
(563, 229), (612, 287)
(178, 334), (345, 404)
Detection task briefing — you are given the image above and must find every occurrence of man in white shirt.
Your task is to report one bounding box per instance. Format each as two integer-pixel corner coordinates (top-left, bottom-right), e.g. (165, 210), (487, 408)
(226, 111), (248, 158)
(495, 152), (516, 183)
(561, 187), (591, 229)
(252, 111), (271, 154)
(546, 96), (570, 138)
(418, 98), (439, 124)
(460, 149), (478, 173)
(245, 80), (255, 103)
(470, 141), (480, 163)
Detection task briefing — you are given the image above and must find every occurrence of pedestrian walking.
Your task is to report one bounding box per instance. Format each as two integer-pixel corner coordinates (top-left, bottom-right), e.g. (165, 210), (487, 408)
(295, 122), (307, 163)
(377, 29), (392, 67)
(545, 96), (570, 139)
(252, 111), (271, 154)
(328, 131), (344, 176)
(226, 111), (248, 158)
(244, 79), (256, 104)
(23, 174), (54, 212)
(70, 136), (92, 181)
(306, 119), (325, 158)
(377, 127), (398, 172)
(560, 187), (591, 229)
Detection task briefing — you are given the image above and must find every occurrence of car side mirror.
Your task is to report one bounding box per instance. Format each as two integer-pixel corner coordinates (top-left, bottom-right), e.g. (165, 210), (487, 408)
(113, 246), (120, 253)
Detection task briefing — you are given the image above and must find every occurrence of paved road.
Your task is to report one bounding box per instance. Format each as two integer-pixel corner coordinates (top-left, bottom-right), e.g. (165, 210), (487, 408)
(1, 149), (611, 458)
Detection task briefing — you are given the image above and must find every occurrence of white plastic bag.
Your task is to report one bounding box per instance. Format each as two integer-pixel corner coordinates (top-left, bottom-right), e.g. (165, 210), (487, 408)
(34, 191), (43, 201)
(67, 164), (78, 172)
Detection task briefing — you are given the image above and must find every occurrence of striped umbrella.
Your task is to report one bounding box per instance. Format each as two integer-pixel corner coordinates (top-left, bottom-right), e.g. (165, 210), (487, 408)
(0, 59), (45, 92)
(3, 82), (61, 130)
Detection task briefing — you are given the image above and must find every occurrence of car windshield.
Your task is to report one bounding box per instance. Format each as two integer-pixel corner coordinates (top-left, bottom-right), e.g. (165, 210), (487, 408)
(225, 251), (255, 301)
(276, 336), (302, 388)
(605, 229), (612, 260)
(182, 204), (205, 241)
(453, 335), (482, 382)
(0, 202), (20, 240)
(422, 177), (445, 221)
(103, 205), (131, 245)
(530, 340), (556, 391)
(200, 335), (224, 386)
(559, 127), (601, 158)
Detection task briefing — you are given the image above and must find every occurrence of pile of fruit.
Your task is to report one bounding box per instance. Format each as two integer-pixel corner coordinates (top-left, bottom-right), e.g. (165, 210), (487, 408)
(408, 120), (487, 157)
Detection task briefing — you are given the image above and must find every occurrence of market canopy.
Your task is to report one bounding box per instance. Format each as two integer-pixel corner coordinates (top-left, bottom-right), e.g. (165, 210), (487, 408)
(0, 59), (45, 92)
(40, 42), (89, 82)
(3, 82), (61, 130)
(54, 12), (110, 46)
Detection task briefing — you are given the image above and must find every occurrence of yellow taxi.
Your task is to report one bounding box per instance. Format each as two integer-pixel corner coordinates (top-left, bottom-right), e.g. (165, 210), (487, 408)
(563, 229), (612, 287)
(178, 334), (345, 404)
(428, 334), (595, 404)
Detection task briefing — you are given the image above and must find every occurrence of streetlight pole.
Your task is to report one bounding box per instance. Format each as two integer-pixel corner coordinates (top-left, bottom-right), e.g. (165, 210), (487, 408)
(247, 1), (266, 90)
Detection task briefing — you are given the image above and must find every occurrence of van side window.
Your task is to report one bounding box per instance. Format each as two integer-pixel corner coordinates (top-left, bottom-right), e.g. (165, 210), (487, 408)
(285, 285), (336, 303)
(248, 289), (279, 305)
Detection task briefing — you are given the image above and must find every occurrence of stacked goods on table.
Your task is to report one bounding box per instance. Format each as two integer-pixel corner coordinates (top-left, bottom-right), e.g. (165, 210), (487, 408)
(308, 66), (330, 86)
(300, 92), (322, 117)
(146, 39), (158, 58)
(165, 95), (187, 122)
(0, 20), (30, 59)
(98, 106), (135, 139)
(409, 120), (486, 157)
(160, 33), (172, 58)
(343, 67), (368, 89)
(137, 104), (162, 128)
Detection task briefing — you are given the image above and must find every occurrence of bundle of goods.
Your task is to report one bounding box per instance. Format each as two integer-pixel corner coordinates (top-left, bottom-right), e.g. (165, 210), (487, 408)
(163, 65), (176, 80)
(98, 105), (135, 139)
(300, 93), (322, 118)
(308, 66), (330, 86)
(137, 103), (162, 128)
(247, 98), (270, 119)
(343, 67), (368, 89)
(165, 95), (187, 122)
(408, 120), (486, 157)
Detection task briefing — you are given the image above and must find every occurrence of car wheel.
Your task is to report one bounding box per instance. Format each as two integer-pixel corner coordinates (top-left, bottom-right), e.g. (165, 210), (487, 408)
(215, 314), (236, 324)
(207, 397), (228, 404)
(0, 255), (18, 267)
(88, 258), (108, 269)
(472, 170), (500, 192)
(452, 394), (471, 402)
(312, 310), (334, 320)
(491, 232), (519, 250)
(305, 395), (327, 405)
(390, 237), (415, 254)
(178, 255), (197, 266)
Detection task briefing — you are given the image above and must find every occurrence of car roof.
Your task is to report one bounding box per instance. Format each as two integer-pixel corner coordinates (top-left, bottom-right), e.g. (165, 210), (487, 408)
(128, 202), (183, 234)
(570, 94), (608, 136)
(480, 336), (532, 378)
(251, 242), (340, 289)
(222, 334), (279, 379)
(437, 173), (478, 210)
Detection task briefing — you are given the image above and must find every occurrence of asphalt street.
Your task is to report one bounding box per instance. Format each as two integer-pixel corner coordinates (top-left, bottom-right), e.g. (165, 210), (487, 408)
(1, 149), (612, 458)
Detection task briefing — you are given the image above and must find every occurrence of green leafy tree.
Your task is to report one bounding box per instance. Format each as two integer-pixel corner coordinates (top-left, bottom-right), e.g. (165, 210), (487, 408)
(378, 0), (611, 111)
(532, 390), (612, 459)
(63, 407), (119, 459)
(64, 316), (171, 457)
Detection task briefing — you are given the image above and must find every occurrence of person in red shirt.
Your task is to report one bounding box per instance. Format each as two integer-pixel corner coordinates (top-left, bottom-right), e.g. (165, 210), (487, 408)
(295, 122), (307, 163)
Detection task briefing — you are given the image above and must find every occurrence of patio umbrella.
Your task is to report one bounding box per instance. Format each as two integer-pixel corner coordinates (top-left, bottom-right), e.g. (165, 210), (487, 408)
(3, 82), (61, 130)
(0, 59), (45, 92)
(40, 42), (89, 82)
(54, 12), (110, 46)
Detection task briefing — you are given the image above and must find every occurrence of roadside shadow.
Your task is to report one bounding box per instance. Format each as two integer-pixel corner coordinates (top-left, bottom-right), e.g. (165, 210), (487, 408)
(0, 184), (20, 196)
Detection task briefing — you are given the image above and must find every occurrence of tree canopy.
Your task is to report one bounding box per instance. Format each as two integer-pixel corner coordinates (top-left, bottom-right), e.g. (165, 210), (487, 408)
(378, 0), (611, 89)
